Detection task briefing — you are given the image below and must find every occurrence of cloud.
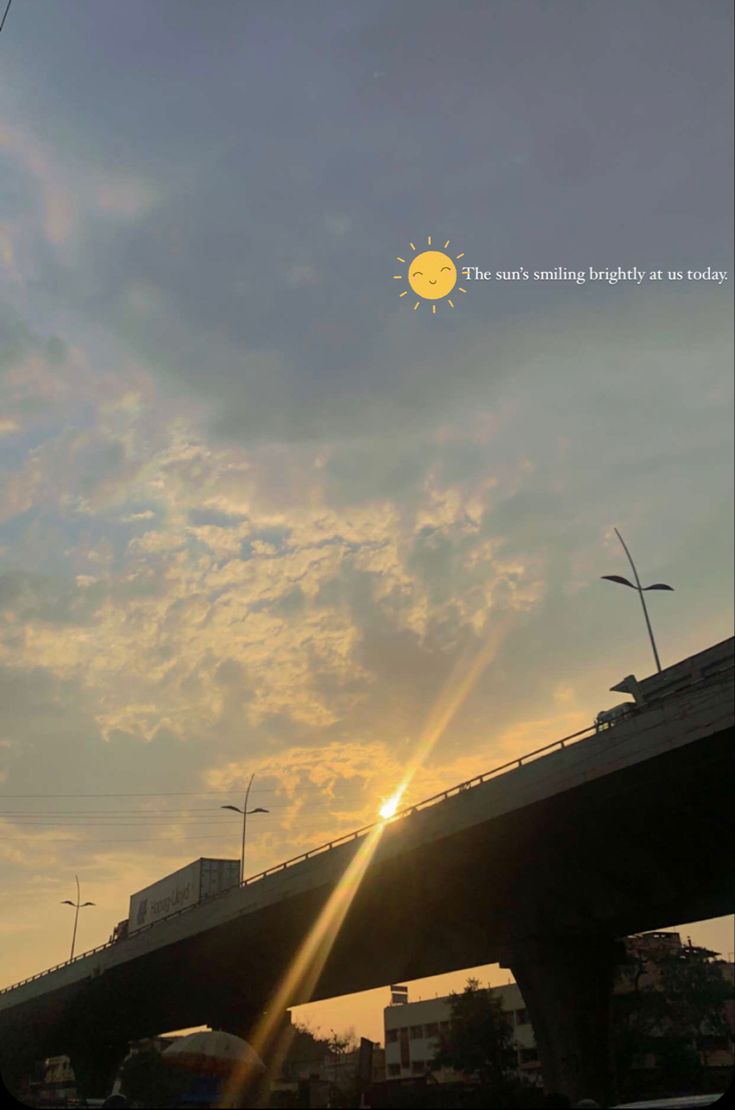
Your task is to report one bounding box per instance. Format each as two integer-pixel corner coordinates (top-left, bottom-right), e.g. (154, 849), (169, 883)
(1, 318), (559, 784)
(286, 264), (319, 287)
(1, 288), (731, 783)
(3, 0), (730, 454)
(0, 122), (158, 280)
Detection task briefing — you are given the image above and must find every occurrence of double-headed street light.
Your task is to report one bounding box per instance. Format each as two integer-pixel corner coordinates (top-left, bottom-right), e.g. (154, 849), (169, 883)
(221, 772), (269, 883)
(601, 527), (674, 673)
(61, 874), (95, 961)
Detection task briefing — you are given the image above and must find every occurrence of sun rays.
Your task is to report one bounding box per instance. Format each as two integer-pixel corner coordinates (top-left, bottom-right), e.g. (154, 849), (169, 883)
(219, 614), (513, 1107)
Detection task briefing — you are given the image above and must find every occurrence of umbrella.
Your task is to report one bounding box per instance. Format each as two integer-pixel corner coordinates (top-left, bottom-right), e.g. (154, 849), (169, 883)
(162, 1031), (265, 1079)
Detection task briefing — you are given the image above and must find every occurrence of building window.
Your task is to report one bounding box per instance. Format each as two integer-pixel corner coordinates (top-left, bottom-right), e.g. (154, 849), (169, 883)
(515, 1008), (529, 1026)
(400, 1029), (410, 1069)
(388, 1064), (401, 1077)
(424, 1023), (439, 1036)
(412, 1061), (425, 1074)
(410, 1025), (423, 1039)
(386, 1030), (398, 1044)
(439, 1021), (451, 1032)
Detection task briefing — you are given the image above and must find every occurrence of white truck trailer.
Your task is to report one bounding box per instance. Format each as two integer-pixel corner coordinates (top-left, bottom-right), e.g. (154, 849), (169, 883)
(127, 857), (240, 935)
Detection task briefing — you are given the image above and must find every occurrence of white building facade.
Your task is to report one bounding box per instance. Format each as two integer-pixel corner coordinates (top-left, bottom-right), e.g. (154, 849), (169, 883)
(383, 983), (540, 1085)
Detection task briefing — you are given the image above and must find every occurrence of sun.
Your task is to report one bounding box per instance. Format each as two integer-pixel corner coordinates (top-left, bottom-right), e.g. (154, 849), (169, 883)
(379, 791), (403, 820)
(394, 236), (468, 313)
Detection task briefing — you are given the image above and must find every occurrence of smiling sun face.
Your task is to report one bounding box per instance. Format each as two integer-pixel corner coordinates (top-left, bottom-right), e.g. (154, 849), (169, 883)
(394, 237), (467, 313)
(409, 250), (457, 299)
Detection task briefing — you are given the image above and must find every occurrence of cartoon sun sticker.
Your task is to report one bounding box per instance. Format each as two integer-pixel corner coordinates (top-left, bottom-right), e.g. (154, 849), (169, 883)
(394, 236), (467, 313)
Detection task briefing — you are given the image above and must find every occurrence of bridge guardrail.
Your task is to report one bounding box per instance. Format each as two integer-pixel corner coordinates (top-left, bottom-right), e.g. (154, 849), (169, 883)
(2, 658), (732, 998)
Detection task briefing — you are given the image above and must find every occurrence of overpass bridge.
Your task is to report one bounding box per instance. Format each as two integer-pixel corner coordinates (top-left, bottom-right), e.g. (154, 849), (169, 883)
(1, 637), (733, 1103)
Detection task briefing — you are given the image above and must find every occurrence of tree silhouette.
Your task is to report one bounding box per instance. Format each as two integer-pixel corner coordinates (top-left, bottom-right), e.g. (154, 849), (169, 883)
(431, 978), (517, 1092)
(612, 941), (732, 1098)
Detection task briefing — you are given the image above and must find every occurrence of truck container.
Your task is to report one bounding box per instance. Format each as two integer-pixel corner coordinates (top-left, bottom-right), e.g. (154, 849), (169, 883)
(128, 857), (240, 935)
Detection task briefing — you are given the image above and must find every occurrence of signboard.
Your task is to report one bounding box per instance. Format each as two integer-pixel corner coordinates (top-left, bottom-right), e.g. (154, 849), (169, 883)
(390, 983), (408, 1004)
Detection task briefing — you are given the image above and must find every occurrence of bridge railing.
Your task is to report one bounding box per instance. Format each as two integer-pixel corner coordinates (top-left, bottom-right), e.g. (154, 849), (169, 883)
(0, 720), (603, 997)
(240, 722), (601, 882)
(3, 657), (732, 998)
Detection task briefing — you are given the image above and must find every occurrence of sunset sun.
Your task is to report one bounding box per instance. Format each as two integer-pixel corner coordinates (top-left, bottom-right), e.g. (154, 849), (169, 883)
(379, 791), (403, 820)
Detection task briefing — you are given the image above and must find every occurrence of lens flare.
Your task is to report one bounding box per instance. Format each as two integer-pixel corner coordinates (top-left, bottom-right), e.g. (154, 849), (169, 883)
(219, 614), (513, 1106)
(379, 792), (402, 820)
(387, 613), (512, 821)
(219, 823), (386, 1106)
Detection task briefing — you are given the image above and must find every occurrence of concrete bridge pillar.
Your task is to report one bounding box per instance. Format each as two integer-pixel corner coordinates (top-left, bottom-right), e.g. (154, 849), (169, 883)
(67, 1037), (128, 1102)
(0, 1040), (38, 1104)
(501, 934), (624, 1106)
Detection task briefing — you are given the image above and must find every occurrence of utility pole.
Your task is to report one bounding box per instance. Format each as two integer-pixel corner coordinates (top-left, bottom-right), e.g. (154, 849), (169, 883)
(221, 773), (269, 882)
(601, 528), (674, 673)
(61, 875), (95, 961)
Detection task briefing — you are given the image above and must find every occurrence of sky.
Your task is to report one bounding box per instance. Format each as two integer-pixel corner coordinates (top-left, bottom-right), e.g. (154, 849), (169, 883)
(0, 0), (733, 1048)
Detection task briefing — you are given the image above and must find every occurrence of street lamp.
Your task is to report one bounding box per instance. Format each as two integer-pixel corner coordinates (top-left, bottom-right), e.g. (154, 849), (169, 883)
(601, 527), (674, 673)
(221, 773), (269, 883)
(61, 874), (95, 961)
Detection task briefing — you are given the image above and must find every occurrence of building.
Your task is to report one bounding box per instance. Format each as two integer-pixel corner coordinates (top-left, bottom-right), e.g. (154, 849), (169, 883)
(614, 931), (735, 1080)
(383, 982), (540, 1085)
(383, 938), (734, 1094)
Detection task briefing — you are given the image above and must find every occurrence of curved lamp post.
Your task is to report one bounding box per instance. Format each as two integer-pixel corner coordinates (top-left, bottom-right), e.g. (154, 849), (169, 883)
(601, 527), (674, 673)
(221, 773), (269, 882)
(61, 874), (95, 961)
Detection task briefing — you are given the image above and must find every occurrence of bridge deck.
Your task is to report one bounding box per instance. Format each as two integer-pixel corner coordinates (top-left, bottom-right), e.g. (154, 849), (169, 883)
(2, 637), (732, 1016)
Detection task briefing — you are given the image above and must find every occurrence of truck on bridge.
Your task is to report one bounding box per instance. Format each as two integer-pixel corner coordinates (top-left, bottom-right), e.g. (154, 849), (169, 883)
(110, 857), (240, 940)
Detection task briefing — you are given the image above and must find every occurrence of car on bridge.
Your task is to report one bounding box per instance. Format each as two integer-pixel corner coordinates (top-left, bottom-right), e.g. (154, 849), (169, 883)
(595, 702), (637, 731)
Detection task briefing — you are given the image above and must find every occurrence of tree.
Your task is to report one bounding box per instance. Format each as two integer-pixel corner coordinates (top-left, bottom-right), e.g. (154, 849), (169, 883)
(118, 1047), (188, 1108)
(281, 1021), (354, 1078)
(612, 940), (733, 1098)
(431, 978), (517, 1093)
(324, 1027), (359, 1107)
(281, 1022), (329, 1078)
(277, 1023), (358, 1108)
(657, 944), (731, 1052)
(326, 1026), (358, 1057)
